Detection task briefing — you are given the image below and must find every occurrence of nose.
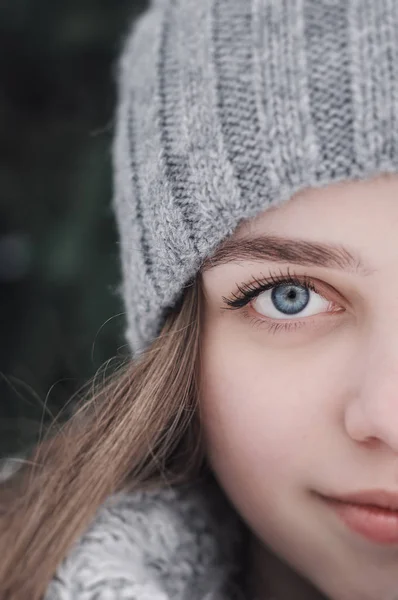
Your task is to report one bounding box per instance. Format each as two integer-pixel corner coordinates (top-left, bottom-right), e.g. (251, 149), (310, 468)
(344, 340), (398, 453)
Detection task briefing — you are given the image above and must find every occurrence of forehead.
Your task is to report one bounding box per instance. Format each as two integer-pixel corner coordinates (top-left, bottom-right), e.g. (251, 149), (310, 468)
(232, 172), (398, 241)
(201, 172), (398, 280)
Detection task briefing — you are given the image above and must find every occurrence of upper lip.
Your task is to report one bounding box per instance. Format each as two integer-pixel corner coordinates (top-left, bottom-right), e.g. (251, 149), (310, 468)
(322, 490), (398, 510)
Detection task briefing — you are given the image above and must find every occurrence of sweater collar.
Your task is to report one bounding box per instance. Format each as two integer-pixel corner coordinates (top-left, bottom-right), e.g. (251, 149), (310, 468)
(46, 473), (252, 599)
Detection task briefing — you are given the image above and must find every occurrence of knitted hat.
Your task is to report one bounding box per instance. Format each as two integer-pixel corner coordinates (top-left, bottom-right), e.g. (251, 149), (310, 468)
(112, 0), (398, 357)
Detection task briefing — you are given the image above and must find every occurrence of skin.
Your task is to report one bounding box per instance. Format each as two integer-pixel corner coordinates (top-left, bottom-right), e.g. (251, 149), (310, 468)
(198, 172), (398, 600)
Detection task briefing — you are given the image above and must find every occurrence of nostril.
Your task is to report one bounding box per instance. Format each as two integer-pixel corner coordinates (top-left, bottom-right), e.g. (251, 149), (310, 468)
(362, 436), (382, 449)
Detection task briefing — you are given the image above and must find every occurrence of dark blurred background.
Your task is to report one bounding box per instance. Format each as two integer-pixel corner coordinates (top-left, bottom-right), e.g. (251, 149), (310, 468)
(0, 0), (148, 458)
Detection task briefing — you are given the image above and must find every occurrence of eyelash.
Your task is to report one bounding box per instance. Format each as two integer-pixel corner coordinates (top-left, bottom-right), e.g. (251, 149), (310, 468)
(221, 267), (338, 335)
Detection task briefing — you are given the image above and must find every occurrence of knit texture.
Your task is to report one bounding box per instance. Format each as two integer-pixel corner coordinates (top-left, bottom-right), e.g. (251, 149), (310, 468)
(44, 475), (249, 600)
(112, 0), (398, 356)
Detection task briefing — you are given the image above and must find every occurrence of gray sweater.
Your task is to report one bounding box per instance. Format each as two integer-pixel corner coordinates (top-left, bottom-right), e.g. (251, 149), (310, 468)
(44, 474), (252, 600)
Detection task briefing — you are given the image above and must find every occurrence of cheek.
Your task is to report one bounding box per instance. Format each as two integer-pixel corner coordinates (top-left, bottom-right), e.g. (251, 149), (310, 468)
(200, 348), (299, 500)
(198, 319), (335, 512)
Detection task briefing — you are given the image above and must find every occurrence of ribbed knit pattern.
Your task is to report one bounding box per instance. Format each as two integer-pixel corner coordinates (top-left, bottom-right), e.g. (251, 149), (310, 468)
(112, 0), (398, 356)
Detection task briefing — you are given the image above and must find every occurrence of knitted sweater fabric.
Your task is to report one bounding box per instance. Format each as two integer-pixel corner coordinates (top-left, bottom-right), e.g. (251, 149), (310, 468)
(44, 475), (251, 600)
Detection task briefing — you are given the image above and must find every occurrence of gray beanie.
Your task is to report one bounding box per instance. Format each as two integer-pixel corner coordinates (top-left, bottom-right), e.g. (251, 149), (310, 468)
(112, 0), (398, 357)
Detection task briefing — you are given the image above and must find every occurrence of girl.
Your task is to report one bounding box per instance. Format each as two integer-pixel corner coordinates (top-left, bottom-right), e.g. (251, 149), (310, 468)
(2, 1), (398, 599)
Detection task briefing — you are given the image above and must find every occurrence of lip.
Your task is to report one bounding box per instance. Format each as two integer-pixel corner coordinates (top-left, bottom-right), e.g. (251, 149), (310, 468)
(319, 490), (398, 544)
(329, 490), (398, 510)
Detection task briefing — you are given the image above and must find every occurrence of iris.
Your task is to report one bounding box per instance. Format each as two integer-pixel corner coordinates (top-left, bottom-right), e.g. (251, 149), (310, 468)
(271, 284), (310, 315)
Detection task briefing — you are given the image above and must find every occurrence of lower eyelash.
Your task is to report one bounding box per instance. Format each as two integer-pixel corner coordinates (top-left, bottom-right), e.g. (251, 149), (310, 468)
(241, 308), (308, 335)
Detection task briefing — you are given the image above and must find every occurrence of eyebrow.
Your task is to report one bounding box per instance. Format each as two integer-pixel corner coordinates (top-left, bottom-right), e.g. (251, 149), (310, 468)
(200, 234), (374, 276)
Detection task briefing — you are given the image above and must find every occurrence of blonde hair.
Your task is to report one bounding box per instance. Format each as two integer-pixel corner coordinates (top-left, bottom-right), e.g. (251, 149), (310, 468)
(0, 275), (210, 600)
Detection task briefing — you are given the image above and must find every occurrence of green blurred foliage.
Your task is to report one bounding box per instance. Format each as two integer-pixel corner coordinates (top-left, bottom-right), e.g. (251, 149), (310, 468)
(0, 0), (148, 457)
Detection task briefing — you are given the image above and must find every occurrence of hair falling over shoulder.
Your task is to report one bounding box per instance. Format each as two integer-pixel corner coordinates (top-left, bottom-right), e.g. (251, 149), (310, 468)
(0, 277), (209, 600)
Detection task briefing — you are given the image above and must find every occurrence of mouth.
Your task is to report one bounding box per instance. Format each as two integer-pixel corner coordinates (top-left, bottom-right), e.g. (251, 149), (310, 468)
(317, 490), (398, 545)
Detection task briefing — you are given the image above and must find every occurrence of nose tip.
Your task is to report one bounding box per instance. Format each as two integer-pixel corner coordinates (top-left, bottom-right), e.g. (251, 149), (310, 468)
(344, 399), (398, 455)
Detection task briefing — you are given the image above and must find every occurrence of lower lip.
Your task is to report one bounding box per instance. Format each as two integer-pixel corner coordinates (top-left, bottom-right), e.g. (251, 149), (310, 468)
(322, 496), (398, 544)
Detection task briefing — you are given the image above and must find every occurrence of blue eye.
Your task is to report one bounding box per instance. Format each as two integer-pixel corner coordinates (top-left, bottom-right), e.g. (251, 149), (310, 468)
(253, 281), (332, 320)
(222, 268), (342, 334)
(269, 283), (310, 315)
